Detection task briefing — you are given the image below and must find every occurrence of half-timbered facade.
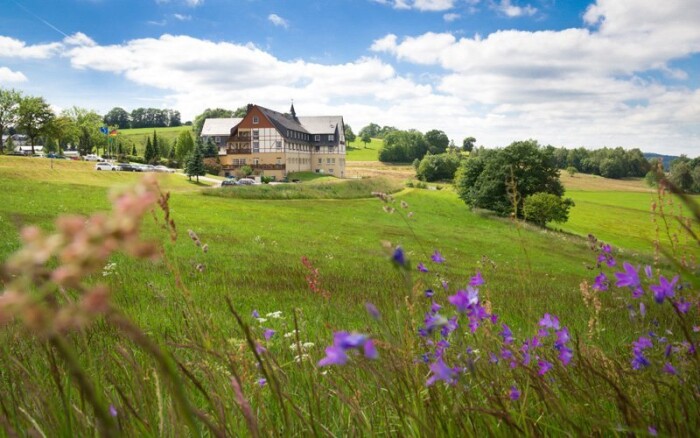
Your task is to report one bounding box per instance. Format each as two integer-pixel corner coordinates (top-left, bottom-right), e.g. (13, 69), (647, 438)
(213, 104), (346, 180)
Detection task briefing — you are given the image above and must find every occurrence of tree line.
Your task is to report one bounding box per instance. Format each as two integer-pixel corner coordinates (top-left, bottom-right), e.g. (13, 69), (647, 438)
(104, 107), (182, 129)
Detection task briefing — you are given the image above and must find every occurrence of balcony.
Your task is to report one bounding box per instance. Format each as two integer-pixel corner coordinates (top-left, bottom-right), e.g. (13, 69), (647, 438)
(225, 148), (252, 155)
(222, 164), (286, 171)
(230, 135), (251, 142)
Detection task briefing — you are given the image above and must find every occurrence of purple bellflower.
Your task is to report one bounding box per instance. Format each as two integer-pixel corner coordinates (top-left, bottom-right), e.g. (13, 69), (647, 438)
(650, 275), (678, 304)
(431, 250), (445, 264)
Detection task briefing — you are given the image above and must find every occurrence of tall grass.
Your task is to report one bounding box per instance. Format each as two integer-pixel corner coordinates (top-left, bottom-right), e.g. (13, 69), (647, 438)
(0, 172), (697, 435)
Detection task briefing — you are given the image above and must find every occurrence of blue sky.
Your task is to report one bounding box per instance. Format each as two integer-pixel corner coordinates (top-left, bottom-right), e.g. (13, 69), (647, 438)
(1, 0), (698, 154)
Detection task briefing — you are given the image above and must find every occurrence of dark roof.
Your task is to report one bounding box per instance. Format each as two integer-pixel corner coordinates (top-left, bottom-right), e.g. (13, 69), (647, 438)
(258, 106), (309, 135)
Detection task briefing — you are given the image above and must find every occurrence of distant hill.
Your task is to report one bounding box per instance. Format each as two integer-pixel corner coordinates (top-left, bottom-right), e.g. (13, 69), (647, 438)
(644, 152), (678, 170)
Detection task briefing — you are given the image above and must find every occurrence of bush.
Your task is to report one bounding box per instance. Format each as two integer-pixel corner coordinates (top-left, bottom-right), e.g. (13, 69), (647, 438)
(566, 166), (577, 177)
(523, 192), (574, 226)
(126, 155), (145, 164)
(416, 153), (462, 182)
(204, 162), (222, 176)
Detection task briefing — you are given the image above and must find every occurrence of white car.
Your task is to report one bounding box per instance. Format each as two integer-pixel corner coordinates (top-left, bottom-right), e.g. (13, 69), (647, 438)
(84, 154), (104, 162)
(153, 165), (175, 173)
(95, 162), (117, 171)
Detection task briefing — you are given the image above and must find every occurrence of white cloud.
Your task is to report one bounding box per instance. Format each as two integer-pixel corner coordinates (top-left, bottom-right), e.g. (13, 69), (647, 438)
(0, 36), (61, 59)
(0, 66), (27, 83)
(372, 0), (456, 11)
(184, 0), (203, 6)
(63, 32), (96, 47)
(492, 0), (537, 17)
(268, 14), (289, 29)
(443, 12), (461, 22)
(173, 14), (192, 21)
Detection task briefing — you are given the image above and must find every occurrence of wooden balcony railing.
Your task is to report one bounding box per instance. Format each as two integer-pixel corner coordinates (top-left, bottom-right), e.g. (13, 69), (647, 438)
(222, 164), (286, 171)
(225, 148), (252, 155)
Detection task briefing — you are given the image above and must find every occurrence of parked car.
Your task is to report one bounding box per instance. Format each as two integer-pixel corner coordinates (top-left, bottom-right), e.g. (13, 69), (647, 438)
(221, 179), (237, 186)
(95, 162), (117, 171)
(153, 165), (176, 173)
(47, 153), (66, 159)
(117, 163), (142, 172)
(236, 178), (257, 186)
(84, 154), (103, 162)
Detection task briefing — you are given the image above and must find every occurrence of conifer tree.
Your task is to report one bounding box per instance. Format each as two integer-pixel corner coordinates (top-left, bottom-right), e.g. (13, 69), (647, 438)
(144, 137), (154, 163)
(185, 143), (206, 182)
(131, 144), (137, 156)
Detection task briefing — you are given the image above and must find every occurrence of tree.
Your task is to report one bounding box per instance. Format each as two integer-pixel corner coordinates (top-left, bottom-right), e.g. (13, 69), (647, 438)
(167, 110), (181, 127)
(0, 88), (22, 154)
(193, 108), (235, 136)
(462, 136), (476, 153)
(379, 130), (428, 163)
(175, 130), (195, 163)
(17, 96), (55, 154)
(104, 107), (130, 129)
(344, 124), (356, 145)
(455, 140), (564, 217)
(240, 165), (253, 176)
(669, 160), (693, 192)
(523, 193), (574, 226)
(566, 166), (578, 177)
(62, 107), (105, 156)
(359, 123), (381, 138)
(416, 152), (462, 182)
(144, 137), (155, 163)
(204, 138), (218, 157)
(233, 106), (248, 117)
(131, 144), (137, 156)
(185, 144), (206, 182)
(361, 132), (371, 148)
(424, 129), (449, 155)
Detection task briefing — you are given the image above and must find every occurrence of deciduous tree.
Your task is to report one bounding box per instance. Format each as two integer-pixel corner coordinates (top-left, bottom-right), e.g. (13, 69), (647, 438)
(0, 88), (22, 154)
(17, 96), (55, 154)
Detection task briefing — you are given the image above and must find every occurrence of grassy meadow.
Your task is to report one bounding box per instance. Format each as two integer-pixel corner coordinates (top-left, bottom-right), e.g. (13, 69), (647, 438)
(346, 137), (383, 161)
(115, 125), (192, 154)
(0, 155), (697, 436)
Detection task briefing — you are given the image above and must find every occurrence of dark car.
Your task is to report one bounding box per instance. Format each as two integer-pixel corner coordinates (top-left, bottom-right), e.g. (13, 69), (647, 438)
(221, 179), (237, 186)
(117, 163), (142, 172)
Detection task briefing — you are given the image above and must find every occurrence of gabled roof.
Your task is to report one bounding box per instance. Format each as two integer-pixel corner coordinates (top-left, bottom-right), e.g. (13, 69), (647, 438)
(257, 106), (309, 134)
(298, 116), (343, 135)
(201, 118), (242, 136)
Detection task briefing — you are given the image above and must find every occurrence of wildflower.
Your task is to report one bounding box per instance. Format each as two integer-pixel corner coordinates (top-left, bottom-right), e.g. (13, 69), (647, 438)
(448, 288), (479, 313)
(425, 289), (434, 298)
(639, 302), (646, 318)
(400, 200), (409, 209)
(555, 327), (570, 345)
(500, 324), (514, 344)
(441, 280), (449, 290)
(469, 271), (484, 287)
(364, 339), (378, 359)
(365, 302), (381, 320)
(539, 313), (560, 330)
(631, 336), (652, 370)
(318, 346), (347, 366)
(664, 344), (673, 358)
(509, 385), (521, 401)
(109, 405), (118, 417)
(440, 316), (458, 337)
(266, 311), (283, 319)
(255, 343), (267, 354)
(264, 329), (275, 341)
(538, 359), (553, 376)
(662, 362), (677, 375)
(252, 310), (260, 318)
(615, 262), (642, 296)
(392, 246), (406, 267)
(558, 346), (573, 366)
(417, 262), (429, 273)
(424, 313), (448, 333)
(675, 299), (691, 314)
(430, 302), (442, 313)
(284, 330), (298, 339)
(648, 426), (658, 437)
(426, 357), (458, 386)
(489, 352), (499, 364)
(644, 265), (652, 278)
(592, 272), (608, 291)
(334, 332), (366, 349)
(257, 378), (267, 387)
(650, 275), (678, 304)
(431, 250), (445, 264)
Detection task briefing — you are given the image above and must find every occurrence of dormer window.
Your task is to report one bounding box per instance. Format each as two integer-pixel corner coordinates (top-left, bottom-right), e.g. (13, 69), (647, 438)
(328, 135), (334, 141)
(253, 116), (259, 124)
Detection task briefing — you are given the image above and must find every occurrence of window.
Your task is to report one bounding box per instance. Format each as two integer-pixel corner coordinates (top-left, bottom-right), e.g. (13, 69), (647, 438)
(328, 135), (334, 141)
(276, 158), (282, 165)
(315, 135), (320, 141)
(254, 159), (259, 165)
(253, 116), (259, 124)
(253, 141), (259, 152)
(275, 140), (282, 148)
(315, 146), (320, 152)
(331, 158), (335, 164)
(252, 129), (259, 139)
(329, 169), (334, 173)
(318, 158), (322, 164)
(215, 137), (221, 144)
(326, 158), (331, 164)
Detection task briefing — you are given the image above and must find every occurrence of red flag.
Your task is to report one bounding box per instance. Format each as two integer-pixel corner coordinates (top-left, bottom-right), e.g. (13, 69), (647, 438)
(109, 129), (118, 137)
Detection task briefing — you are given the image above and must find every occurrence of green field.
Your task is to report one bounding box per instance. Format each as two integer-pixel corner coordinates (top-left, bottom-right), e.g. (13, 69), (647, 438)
(116, 125), (193, 153)
(346, 137), (383, 161)
(0, 156), (697, 435)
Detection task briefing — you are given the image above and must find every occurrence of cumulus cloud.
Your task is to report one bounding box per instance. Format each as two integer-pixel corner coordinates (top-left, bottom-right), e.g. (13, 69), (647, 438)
(443, 13), (461, 22)
(0, 66), (27, 83)
(492, 0), (537, 17)
(0, 36), (61, 59)
(268, 14), (289, 29)
(173, 14), (192, 21)
(63, 32), (96, 47)
(372, 0), (456, 11)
